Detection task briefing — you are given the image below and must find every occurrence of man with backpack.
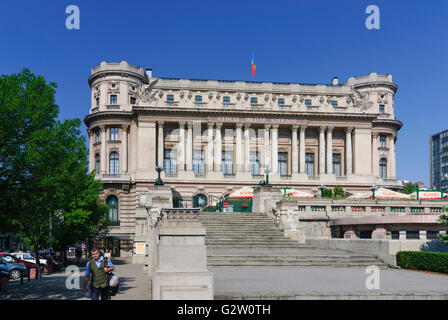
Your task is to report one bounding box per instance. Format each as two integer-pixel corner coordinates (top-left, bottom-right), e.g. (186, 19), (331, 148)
(83, 248), (115, 300)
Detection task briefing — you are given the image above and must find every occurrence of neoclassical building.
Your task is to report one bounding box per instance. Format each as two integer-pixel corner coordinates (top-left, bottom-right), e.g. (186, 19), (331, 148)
(84, 61), (403, 255)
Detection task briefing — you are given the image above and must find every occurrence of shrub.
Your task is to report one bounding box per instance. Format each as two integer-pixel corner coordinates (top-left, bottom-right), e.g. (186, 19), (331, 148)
(322, 189), (333, 198)
(333, 186), (345, 199)
(396, 251), (448, 274)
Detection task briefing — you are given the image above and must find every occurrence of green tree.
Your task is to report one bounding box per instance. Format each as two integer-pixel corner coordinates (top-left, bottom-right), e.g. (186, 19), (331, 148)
(322, 189), (333, 198)
(403, 182), (419, 194)
(0, 69), (107, 277)
(333, 186), (345, 199)
(438, 207), (448, 244)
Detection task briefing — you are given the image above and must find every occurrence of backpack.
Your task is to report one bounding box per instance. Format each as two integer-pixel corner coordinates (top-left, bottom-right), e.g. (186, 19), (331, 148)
(104, 257), (120, 296)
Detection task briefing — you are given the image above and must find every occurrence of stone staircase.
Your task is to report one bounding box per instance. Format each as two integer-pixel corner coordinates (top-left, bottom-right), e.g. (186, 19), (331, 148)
(199, 211), (387, 268)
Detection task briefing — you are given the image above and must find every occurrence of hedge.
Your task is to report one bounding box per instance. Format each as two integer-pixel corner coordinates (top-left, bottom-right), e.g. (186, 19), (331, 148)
(396, 251), (448, 274)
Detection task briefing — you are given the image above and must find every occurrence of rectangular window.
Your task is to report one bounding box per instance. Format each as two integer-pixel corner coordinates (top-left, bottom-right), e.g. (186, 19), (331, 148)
(222, 151), (233, 175)
(278, 98), (285, 105)
(305, 99), (312, 106)
(331, 100), (338, 107)
(110, 127), (119, 141)
(278, 152), (288, 176)
(193, 149), (205, 174)
(427, 231), (439, 240)
(406, 231), (420, 240)
(195, 95), (202, 107)
(380, 135), (387, 148)
(130, 97), (136, 105)
(379, 104), (385, 113)
(391, 231), (399, 240)
(164, 149), (177, 174)
(223, 96), (230, 107)
(305, 153), (314, 176)
(250, 152), (260, 175)
(95, 129), (100, 143)
(333, 154), (341, 176)
(110, 95), (117, 105)
(167, 94), (174, 106)
(250, 97), (258, 105)
(95, 97), (99, 107)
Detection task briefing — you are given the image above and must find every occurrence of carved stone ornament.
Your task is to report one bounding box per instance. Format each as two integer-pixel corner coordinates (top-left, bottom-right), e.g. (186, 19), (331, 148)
(180, 91), (185, 99)
(138, 193), (152, 209)
(158, 91), (163, 98)
(188, 92), (192, 100)
(319, 96), (325, 104)
(208, 93), (213, 100)
(351, 87), (374, 111)
(236, 93), (241, 101)
(138, 78), (159, 103)
(346, 97), (352, 105)
(216, 93), (221, 100)
(264, 94), (270, 102)
(299, 96), (304, 103)
(292, 95), (297, 103)
(244, 93), (249, 101)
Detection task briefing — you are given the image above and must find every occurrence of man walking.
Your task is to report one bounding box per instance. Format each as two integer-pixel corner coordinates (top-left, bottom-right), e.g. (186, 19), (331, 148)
(83, 248), (114, 300)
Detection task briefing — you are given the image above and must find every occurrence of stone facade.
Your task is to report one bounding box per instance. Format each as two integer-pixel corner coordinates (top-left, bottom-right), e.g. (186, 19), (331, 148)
(84, 61), (404, 256)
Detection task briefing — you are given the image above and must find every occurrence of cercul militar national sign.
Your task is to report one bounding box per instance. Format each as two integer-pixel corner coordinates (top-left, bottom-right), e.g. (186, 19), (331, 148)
(208, 116), (307, 125)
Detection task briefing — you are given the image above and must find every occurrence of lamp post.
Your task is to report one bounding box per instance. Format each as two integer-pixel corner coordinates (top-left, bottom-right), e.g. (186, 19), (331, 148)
(155, 166), (164, 185)
(264, 166), (271, 187)
(318, 185), (326, 198)
(370, 185), (378, 199)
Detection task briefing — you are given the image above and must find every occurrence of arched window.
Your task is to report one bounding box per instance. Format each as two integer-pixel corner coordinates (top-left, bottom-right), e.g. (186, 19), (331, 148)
(109, 152), (119, 174)
(107, 195), (118, 223)
(193, 194), (208, 208)
(379, 158), (387, 179)
(95, 154), (100, 173)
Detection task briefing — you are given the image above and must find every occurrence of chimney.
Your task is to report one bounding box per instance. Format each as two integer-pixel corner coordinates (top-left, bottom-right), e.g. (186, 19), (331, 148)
(146, 68), (152, 78)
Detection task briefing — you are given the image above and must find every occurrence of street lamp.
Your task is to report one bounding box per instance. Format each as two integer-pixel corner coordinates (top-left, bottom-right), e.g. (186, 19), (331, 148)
(318, 185), (326, 198)
(155, 166), (164, 185)
(370, 185), (378, 199)
(264, 166), (271, 187)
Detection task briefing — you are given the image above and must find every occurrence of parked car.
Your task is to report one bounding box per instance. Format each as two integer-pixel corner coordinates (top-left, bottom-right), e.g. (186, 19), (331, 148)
(0, 253), (43, 272)
(0, 257), (26, 280)
(12, 253), (47, 266)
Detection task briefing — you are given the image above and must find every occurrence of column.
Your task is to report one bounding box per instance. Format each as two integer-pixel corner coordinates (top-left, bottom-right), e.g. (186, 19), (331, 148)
(207, 122), (214, 172)
(214, 123), (222, 171)
(121, 124), (129, 174)
(390, 134), (397, 178)
(157, 121), (164, 167)
(299, 126), (306, 174)
(264, 124), (271, 172)
(291, 125), (299, 174)
(372, 133), (379, 177)
(345, 127), (353, 175)
(271, 125), (279, 173)
(100, 125), (106, 174)
(178, 121), (186, 171)
(244, 124), (251, 172)
(319, 126), (326, 175)
(186, 122), (193, 171)
(236, 124), (243, 172)
(89, 129), (95, 173)
(326, 127), (334, 174)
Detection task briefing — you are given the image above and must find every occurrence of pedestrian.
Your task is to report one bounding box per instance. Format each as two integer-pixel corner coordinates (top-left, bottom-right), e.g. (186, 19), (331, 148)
(75, 247), (82, 266)
(83, 248), (114, 300)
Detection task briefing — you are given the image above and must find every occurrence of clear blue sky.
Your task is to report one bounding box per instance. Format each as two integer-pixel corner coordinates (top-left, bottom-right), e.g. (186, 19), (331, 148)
(1, 0), (447, 185)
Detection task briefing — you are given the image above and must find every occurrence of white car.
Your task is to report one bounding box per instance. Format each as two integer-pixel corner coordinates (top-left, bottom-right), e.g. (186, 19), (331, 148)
(12, 253), (47, 266)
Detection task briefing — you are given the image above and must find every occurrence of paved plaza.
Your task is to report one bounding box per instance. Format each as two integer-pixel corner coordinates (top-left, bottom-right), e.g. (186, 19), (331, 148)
(1, 257), (448, 300)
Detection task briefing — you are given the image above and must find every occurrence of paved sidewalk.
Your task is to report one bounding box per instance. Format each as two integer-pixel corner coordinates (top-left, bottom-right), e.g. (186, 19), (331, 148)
(0, 258), (150, 300)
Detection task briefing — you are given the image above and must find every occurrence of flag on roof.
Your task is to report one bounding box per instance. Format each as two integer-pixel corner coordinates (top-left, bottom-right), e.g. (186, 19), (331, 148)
(251, 54), (256, 75)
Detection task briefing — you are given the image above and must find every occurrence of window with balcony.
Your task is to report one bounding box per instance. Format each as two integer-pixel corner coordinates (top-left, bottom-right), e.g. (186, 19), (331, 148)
(222, 151), (233, 175)
(379, 158), (387, 179)
(110, 95), (118, 105)
(333, 154), (341, 176)
(278, 152), (288, 176)
(305, 153), (314, 176)
(250, 152), (260, 175)
(109, 152), (119, 175)
(193, 149), (205, 174)
(106, 195), (119, 224)
(110, 127), (119, 141)
(380, 135), (387, 148)
(164, 149), (177, 174)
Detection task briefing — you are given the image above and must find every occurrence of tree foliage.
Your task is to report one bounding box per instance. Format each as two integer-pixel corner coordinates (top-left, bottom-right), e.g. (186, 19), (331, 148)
(438, 207), (448, 244)
(403, 182), (419, 195)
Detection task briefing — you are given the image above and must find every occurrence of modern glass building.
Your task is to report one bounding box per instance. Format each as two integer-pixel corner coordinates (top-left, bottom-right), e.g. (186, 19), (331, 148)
(430, 129), (448, 189)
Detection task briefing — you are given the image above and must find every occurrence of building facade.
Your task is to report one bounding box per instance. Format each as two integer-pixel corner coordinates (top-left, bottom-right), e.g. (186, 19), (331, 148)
(430, 129), (448, 190)
(84, 61), (403, 256)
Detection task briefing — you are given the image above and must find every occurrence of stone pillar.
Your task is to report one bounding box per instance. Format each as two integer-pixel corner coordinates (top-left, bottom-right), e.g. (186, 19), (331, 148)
(345, 127), (353, 175)
(264, 124), (271, 172)
(271, 125), (279, 173)
(178, 121), (186, 171)
(419, 230), (427, 241)
(100, 125), (107, 174)
(299, 126), (306, 173)
(343, 227), (357, 239)
(121, 124), (129, 174)
(207, 122), (214, 172)
(319, 126), (326, 175)
(236, 124), (243, 172)
(186, 122), (193, 171)
(291, 125), (298, 174)
(326, 126), (334, 174)
(214, 123), (222, 171)
(399, 230), (406, 240)
(372, 133), (379, 177)
(88, 129), (95, 173)
(390, 135), (397, 179)
(157, 121), (164, 167)
(244, 124), (251, 172)
(372, 226), (388, 239)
